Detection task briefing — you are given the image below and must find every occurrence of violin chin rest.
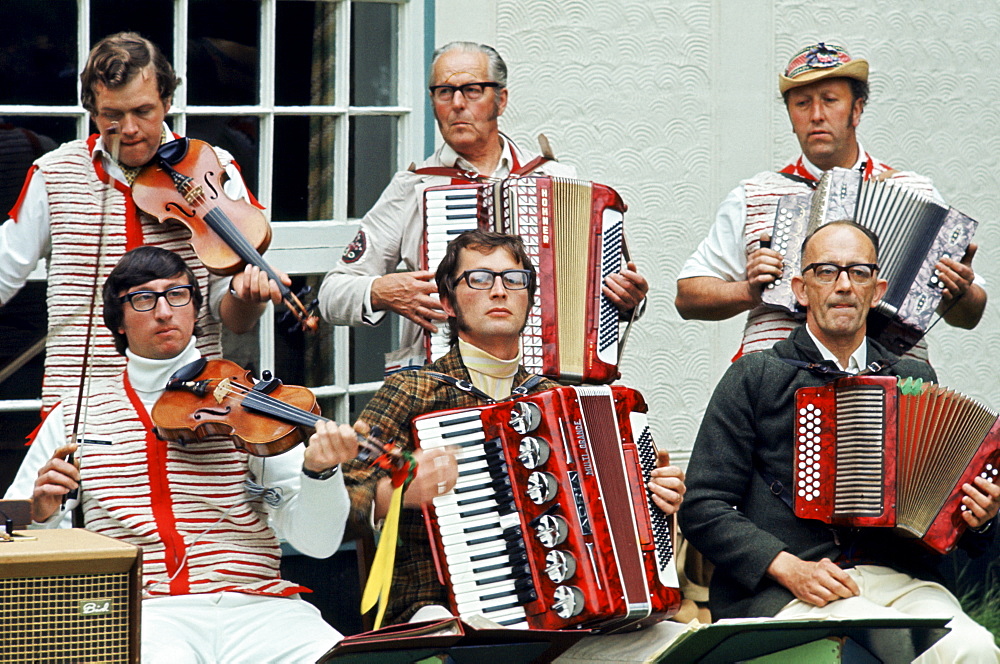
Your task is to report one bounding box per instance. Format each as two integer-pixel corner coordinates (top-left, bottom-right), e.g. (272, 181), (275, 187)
(169, 357), (208, 384)
(157, 136), (190, 165)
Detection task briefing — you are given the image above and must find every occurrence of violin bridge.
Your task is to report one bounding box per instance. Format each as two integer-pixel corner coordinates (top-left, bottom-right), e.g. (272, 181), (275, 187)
(213, 378), (232, 404)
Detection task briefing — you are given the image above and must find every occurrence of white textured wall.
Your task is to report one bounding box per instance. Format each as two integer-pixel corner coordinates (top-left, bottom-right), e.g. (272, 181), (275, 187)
(437, 1), (1000, 462)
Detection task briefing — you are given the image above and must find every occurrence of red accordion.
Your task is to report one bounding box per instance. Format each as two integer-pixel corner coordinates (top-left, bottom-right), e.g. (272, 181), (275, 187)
(412, 385), (680, 631)
(794, 375), (1000, 553)
(422, 176), (630, 384)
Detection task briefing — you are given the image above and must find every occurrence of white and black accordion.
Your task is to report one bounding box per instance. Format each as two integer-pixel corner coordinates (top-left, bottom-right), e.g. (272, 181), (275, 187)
(762, 168), (978, 355)
(794, 375), (1000, 554)
(423, 176), (630, 384)
(412, 385), (681, 631)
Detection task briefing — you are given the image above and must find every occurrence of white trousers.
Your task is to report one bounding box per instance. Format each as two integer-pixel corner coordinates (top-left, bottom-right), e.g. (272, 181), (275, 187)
(773, 565), (999, 663)
(140, 592), (342, 664)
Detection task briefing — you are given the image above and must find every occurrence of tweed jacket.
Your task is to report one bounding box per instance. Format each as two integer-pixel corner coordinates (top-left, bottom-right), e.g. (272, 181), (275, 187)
(679, 326), (995, 620)
(343, 345), (557, 624)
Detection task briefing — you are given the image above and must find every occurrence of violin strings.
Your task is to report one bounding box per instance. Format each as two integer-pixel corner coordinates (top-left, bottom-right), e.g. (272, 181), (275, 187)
(201, 378), (391, 457)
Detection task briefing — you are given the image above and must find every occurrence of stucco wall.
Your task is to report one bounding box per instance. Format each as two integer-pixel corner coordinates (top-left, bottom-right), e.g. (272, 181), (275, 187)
(436, 1), (1000, 462)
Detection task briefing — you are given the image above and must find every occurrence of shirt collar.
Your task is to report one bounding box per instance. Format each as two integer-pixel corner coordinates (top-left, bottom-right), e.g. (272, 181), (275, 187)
(439, 135), (514, 177)
(125, 337), (201, 399)
(799, 140), (867, 180)
(92, 122), (172, 184)
(804, 324), (867, 374)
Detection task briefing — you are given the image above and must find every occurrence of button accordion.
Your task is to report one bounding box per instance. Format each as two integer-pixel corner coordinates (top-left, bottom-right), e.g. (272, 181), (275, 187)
(762, 168), (978, 355)
(794, 375), (1000, 554)
(413, 385), (681, 631)
(422, 176), (629, 384)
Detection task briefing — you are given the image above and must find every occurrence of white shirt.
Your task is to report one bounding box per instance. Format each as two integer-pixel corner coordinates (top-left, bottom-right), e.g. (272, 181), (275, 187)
(805, 324), (867, 374)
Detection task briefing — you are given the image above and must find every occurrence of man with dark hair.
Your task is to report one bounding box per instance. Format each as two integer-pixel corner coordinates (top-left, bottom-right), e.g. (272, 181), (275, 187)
(342, 229), (683, 628)
(319, 41), (647, 372)
(679, 221), (1000, 661)
(0, 31), (285, 412)
(5, 246), (354, 662)
(675, 41), (985, 362)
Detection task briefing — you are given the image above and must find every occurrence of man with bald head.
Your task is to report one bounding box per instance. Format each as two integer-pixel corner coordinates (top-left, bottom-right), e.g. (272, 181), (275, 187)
(319, 41), (648, 372)
(680, 221), (1000, 661)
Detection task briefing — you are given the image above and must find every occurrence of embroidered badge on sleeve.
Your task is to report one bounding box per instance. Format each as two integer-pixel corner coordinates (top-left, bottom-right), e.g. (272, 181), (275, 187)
(342, 229), (367, 263)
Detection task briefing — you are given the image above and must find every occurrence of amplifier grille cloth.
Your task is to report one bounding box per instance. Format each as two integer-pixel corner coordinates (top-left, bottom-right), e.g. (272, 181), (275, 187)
(0, 572), (132, 662)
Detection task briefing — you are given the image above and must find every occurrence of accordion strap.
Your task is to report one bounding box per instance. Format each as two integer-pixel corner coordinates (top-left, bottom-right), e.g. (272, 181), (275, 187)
(423, 370), (547, 403)
(410, 165), (487, 182)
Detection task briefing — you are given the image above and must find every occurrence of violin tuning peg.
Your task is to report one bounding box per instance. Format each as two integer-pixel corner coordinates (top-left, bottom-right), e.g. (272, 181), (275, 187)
(261, 370), (273, 382)
(295, 285), (313, 298)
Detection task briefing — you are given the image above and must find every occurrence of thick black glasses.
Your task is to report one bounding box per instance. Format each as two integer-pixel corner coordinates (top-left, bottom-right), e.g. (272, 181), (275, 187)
(120, 285), (194, 312)
(455, 269), (532, 290)
(428, 82), (501, 102)
(802, 262), (879, 284)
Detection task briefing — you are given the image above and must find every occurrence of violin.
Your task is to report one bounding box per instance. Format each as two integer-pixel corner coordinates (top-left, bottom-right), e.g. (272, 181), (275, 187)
(131, 137), (319, 333)
(151, 357), (391, 464)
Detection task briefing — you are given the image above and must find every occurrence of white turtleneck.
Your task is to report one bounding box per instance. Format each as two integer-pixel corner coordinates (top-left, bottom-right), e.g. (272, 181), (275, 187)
(126, 338), (202, 413)
(458, 338), (521, 400)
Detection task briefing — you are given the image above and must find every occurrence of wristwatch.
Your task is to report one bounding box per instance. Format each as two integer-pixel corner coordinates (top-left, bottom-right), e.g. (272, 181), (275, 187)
(302, 464), (340, 481)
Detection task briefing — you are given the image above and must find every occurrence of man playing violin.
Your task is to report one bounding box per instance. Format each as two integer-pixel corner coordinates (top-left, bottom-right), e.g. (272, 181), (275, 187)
(0, 31), (287, 413)
(319, 41), (649, 373)
(342, 230), (687, 657)
(5, 246), (355, 662)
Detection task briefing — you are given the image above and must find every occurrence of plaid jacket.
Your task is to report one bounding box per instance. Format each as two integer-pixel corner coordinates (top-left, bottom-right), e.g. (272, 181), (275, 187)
(343, 346), (556, 624)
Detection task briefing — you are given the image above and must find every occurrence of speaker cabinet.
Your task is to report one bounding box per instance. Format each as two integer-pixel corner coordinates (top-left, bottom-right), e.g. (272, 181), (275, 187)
(0, 528), (141, 663)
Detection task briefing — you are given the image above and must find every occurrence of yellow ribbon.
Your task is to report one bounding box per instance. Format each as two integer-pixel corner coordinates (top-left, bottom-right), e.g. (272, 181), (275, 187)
(361, 483), (405, 630)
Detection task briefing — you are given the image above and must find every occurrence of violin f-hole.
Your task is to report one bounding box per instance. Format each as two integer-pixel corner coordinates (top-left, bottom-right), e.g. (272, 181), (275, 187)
(201, 170), (221, 201)
(164, 201), (198, 219)
(193, 406), (232, 420)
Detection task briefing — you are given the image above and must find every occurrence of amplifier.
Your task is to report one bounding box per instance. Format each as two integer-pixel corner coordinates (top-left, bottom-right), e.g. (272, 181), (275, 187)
(0, 528), (141, 663)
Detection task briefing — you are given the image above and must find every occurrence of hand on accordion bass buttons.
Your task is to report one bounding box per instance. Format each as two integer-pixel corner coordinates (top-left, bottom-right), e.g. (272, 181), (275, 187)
(746, 233), (784, 306)
(602, 261), (649, 314)
(370, 270), (448, 332)
(647, 449), (686, 516)
(402, 447), (460, 508)
(960, 474), (1000, 530)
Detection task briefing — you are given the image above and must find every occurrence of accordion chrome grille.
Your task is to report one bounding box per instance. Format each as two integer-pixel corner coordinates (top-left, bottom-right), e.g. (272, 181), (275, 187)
(833, 385), (886, 516)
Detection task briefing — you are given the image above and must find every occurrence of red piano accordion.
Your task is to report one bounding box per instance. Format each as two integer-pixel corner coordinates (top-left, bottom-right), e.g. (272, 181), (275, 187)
(794, 375), (1000, 554)
(422, 175), (631, 384)
(413, 385), (681, 632)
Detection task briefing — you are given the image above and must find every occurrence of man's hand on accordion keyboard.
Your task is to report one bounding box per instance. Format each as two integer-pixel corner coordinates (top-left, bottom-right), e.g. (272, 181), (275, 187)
(746, 234), (784, 306)
(766, 552), (859, 607)
(960, 474), (1000, 530)
(603, 261), (649, 314)
(370, 270), (448, 332)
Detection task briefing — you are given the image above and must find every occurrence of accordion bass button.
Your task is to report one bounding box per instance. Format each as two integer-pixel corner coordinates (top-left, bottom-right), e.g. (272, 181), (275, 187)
(518, 436), (550, 469)
(552, 586), (585, 619)
(535, 514), (569, 548)
(527, 471), (558, 504)
(509, 402), (542, 434)
(544, 550), (577, 583)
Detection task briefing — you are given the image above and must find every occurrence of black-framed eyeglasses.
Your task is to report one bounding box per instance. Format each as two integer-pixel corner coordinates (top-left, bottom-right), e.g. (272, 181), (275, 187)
(428, 82), (501, 102)
(455, 269), (532, 291)
(119, 285), (194, 312)
(802, 262), (879, 284)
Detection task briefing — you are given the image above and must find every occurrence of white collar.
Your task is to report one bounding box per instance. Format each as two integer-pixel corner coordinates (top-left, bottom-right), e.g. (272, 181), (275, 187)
(805, 325), (867, 374)
(125, 338), (201, 404)
(439, 135), (515, 177)
(799, 140), (866, 180)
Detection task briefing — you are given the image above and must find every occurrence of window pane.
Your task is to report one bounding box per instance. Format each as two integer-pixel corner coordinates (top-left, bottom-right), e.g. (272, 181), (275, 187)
(350, 319), (398, 384)
(276, 0), (337, 107)
(274, 275), (334, 388)
(188, 0), (260, 106)
(1, 1), (77, 105)
(90, 1), (173, 69)
(186, 115), (261, 198)
(0, 119), (75, 213)
(272, 115), (336, 222)
(350, 1), (398, 106)
(348, 115), (396, 218)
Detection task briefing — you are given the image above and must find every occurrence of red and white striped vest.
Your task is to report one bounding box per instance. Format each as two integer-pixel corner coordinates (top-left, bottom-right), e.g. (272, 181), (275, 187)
(67, 372), (305, 598)
(737, 158), (937, 362)
(39, 137), (223, 412)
